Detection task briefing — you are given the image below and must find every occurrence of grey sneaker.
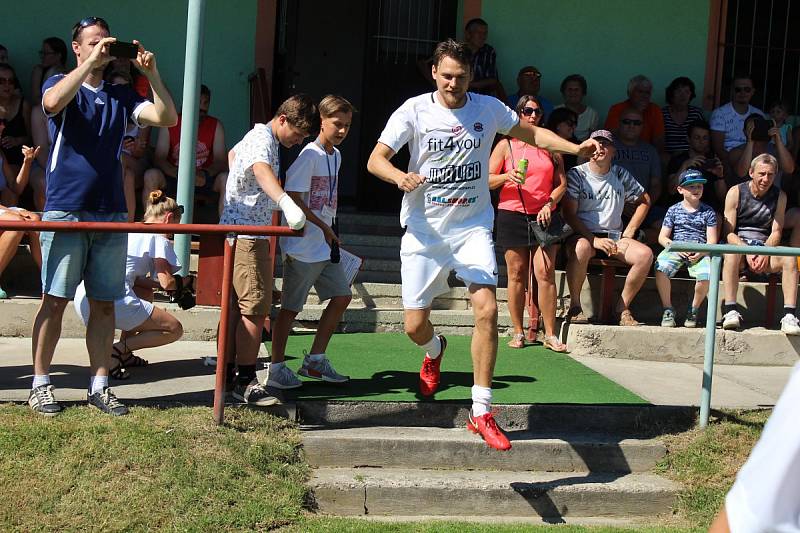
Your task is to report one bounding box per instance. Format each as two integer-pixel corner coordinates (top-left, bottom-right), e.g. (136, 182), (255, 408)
(298, 356), (350, 384)
(661, 308), (676, 327)
(28, 384), (62, 416)
(232, 378), (281, 406)
(266, 362), (303, 390)
(685, 307), (698, 328)
(87, 387), (129, 416)
(722, 310), (742, 330)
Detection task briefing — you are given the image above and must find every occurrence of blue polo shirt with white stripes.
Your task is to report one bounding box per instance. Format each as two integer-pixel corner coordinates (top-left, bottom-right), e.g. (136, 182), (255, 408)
(42, 75), (151, 212)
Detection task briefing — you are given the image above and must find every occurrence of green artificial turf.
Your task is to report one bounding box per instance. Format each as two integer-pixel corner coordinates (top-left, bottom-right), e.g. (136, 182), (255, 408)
(282, 332), (646, 405)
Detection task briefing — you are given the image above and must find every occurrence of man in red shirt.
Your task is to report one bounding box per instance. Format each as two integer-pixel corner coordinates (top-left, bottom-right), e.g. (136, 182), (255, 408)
(142, 84), (228, 217)
(605, 75), (665, 154)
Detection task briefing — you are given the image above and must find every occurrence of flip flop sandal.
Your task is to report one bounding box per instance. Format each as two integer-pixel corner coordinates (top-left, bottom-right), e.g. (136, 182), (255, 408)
(507, 333), (526, 349)
(543, 335), (568, 353)
(113, 345), (149, 367)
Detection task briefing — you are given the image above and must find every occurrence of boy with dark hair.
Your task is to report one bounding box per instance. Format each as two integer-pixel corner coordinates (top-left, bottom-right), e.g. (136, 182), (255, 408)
(219, 93), (317, 406)
(267, 95), (355, 389)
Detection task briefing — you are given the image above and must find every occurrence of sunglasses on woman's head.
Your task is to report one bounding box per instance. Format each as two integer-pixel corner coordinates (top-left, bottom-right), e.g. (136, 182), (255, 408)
(521, 107), (542, 116)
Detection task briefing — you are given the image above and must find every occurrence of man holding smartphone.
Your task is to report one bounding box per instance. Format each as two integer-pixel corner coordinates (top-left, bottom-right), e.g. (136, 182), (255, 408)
(28, 16), (178, 417)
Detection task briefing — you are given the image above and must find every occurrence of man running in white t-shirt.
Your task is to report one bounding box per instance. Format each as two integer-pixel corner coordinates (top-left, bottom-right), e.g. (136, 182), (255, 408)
(367, 39), (598, 451)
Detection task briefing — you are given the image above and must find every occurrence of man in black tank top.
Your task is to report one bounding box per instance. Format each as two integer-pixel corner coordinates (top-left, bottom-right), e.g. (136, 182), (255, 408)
(720, 153), (800, 334)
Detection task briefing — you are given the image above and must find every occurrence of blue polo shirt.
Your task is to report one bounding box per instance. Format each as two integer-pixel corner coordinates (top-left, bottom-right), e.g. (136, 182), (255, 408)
(42, 75), (151, 212)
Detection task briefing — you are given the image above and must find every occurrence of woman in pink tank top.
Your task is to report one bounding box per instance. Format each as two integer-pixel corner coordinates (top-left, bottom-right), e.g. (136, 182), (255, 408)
(489, 95), (567, 352)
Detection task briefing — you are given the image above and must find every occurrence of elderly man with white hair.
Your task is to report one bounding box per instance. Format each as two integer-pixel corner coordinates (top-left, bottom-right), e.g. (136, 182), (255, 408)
(604, 74), (665, 153)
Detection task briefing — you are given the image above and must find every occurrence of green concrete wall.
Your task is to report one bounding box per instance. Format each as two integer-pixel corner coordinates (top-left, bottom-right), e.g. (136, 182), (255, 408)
(0, 0), (257, 143)
(481, 0), (711, 120)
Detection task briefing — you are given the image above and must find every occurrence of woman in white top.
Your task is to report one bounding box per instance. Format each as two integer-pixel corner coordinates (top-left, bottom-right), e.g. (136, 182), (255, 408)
(557, 74), (598, 142)
(74, 190), (185, 378)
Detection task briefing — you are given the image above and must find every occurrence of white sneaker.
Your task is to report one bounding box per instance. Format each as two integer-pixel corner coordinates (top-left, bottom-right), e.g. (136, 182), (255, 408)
(722, 310), (742, 330)
(780, 314), (800, 335)
(266, 362), (303, 389)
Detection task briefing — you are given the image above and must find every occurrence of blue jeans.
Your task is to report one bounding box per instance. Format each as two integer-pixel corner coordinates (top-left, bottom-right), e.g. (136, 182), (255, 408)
(40, 211), (128, 301)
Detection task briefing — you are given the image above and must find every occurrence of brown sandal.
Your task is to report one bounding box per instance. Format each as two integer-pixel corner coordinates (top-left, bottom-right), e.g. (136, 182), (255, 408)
(566, 307), (589, 324)
(543, 335), (568, 353)
(507, 333), (526, 349)
(618, 309), (641, 327)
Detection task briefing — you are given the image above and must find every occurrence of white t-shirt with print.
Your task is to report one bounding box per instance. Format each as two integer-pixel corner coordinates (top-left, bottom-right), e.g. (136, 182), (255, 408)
(378, 92), (518, 236)
(281, 141), (341, 263)
(220, 122), (280, 238)
(709, 103), (765, 151)
(566, 162), (645, 233)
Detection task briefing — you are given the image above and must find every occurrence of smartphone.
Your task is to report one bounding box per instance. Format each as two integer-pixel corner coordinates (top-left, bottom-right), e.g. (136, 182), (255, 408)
(108, 41), (138, 59)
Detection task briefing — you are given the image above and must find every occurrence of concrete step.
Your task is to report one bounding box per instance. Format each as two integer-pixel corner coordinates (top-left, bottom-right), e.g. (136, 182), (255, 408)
(302, 426), (665, 473)
(297, 402), (695, 433)
(309, 467), (680, 519)
(566, 324), (800, 366)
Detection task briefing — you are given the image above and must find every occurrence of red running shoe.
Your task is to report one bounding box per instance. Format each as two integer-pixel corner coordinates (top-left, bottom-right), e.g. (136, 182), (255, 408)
(467, 411), (512, 451)
(419, 335), (446, 397)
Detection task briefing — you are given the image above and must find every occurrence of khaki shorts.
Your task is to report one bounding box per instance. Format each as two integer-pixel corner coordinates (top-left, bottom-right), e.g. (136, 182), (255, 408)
(232, 238), (271, 316)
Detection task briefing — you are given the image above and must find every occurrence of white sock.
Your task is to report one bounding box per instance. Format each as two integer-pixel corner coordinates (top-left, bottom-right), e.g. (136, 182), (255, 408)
(471, 385), (492, 417)
(421, 334), (442, 359)
(90, 375), (109, 395)
(32, 375), (50, 389)
(306, 352), (325, 363)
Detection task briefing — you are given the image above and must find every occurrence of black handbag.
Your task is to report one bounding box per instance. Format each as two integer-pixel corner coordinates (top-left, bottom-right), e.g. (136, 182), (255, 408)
(506, 140), (573, 247)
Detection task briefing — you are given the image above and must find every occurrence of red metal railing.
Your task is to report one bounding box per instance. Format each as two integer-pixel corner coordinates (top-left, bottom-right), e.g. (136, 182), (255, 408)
(0, 220), (300, 425)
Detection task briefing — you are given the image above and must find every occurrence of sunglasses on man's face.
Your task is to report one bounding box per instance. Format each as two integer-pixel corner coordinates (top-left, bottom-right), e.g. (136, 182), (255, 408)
(521, 71), (542, 79)
(72, 16), (110, 41)
(521, 107), (542, 117)
(734, 86), (753, 93)
(621, 118), (643, 126)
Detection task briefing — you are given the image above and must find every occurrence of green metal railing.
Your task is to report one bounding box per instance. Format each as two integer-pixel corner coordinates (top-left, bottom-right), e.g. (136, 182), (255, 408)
(667, 242), (800, 427)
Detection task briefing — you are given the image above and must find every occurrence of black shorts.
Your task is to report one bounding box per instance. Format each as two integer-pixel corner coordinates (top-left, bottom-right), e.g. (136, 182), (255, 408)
(495, 209), (536, 249)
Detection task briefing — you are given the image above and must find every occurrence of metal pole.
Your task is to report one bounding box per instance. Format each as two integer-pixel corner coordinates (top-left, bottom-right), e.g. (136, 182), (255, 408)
(213, 235), (236, 425)
(700, 254), (723, 428)
(175, 0), (207, 275)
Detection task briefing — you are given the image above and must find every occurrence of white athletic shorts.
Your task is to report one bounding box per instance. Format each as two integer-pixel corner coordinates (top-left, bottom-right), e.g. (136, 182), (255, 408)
(400, 227), (497, 309)
(73, 281), (154, 332)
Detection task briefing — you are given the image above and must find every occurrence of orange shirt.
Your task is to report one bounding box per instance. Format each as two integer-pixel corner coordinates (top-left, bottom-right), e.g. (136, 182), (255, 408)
(604, 101), (665, 144)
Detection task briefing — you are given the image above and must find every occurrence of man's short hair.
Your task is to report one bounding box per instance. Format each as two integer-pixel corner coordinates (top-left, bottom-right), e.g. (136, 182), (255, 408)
(200, 84), (211, 98)
(319, 95), (356, 118)
(665, 76), (696, 104)
(465, 18), (488, 32)
(750, 153), (778, 173)
(432, 39), (472, 70)
(71, 16), (110, 42)
(686, 119), (711, 137)
(275, 94), (319, 133)
(626, 74), (652, 96)
(560, 74), (587, 95)
(620, 106), (644, 119)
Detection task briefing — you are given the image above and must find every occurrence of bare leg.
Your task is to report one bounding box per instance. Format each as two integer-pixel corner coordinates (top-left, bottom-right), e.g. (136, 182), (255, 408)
(655, 270), (672, 308)
(113, 307), (183, 352)
(722, 253), (742, 304)
(469, 284), (498, 388)
(270, 307), (298, 364)
(0, 229), (25, 276)
(27, 231), (42, 270)
(692, 280), (710, 309)
(86, 299), (115, 377)
(404, 308), (434, 345)
(32, 294), (69, 375)
(235, 314), (266, 366)
(771, 256), (798, 307)
(614, 239), (654, 312)
(565, 237), (594, 309)
(503, 246), (529, 335)
(310, 294), (352, 354)
(533, 244), (559, 338)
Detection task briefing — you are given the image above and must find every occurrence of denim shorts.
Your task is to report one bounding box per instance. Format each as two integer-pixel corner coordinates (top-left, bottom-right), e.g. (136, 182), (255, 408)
(40, 211), (128, 301)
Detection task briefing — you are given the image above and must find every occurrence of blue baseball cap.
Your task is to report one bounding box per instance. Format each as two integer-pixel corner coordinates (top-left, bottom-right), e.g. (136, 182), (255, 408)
(679, 169), (707, 187)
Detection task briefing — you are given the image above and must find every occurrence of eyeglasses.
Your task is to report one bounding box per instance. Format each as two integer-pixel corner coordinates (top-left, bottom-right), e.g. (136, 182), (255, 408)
(72, 16), (109, 41)
(521, 107), (542, 116)
(520, 71), (542, 79)
(620, 119), (643, 126)
(734, 86), (753, 93)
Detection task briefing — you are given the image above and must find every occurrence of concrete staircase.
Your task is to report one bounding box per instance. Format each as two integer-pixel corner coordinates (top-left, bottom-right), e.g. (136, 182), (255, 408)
(301, 403), (689, 524)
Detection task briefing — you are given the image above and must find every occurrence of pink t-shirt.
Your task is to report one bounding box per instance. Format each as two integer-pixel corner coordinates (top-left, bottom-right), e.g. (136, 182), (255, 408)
(497, 139), (555, 214)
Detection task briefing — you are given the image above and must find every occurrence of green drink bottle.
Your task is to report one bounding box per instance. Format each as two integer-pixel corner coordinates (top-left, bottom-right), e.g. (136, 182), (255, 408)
(516, 158), (528, 184)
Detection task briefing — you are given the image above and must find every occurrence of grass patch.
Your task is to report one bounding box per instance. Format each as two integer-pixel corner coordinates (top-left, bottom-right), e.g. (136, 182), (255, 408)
(286, 333), (646, 404)
(0, 404), (307, 532)
(656, 409), (770, 528)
